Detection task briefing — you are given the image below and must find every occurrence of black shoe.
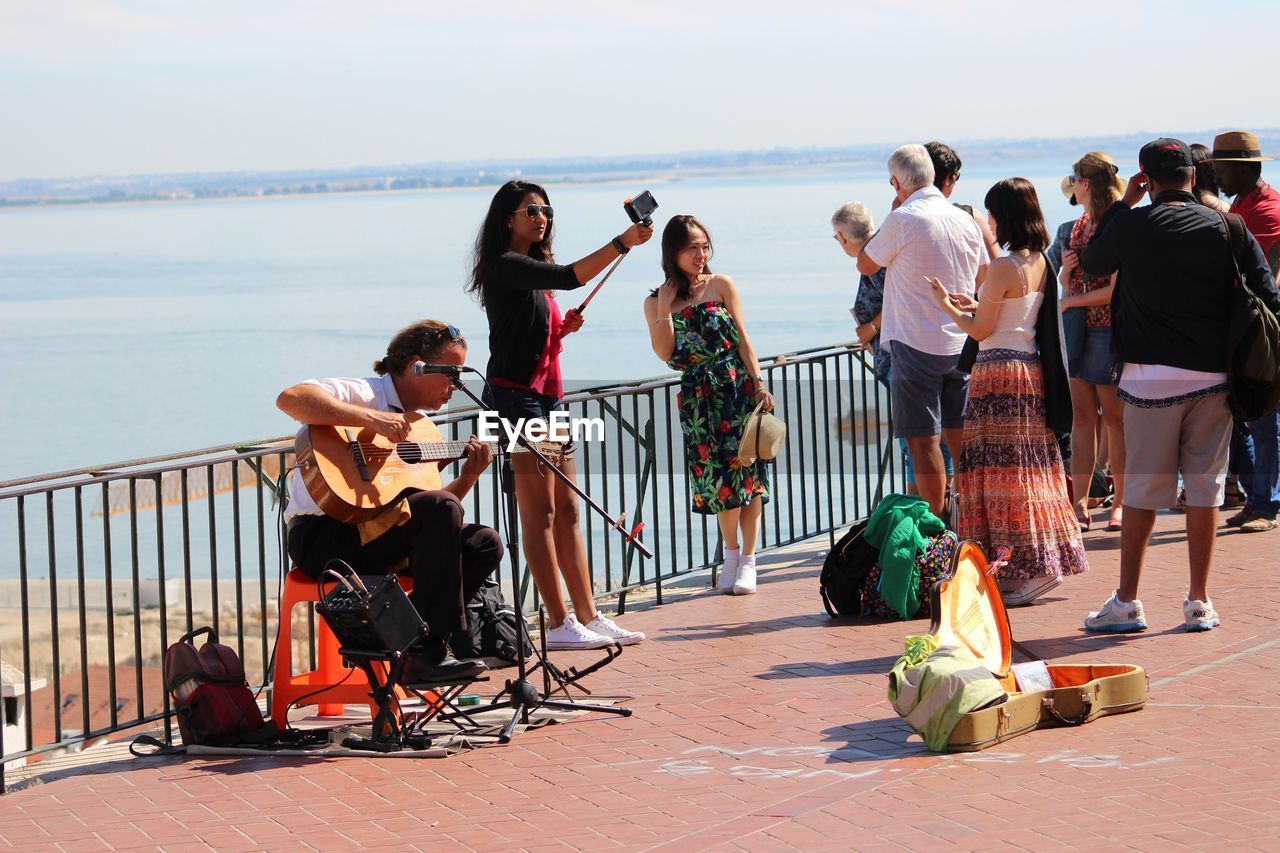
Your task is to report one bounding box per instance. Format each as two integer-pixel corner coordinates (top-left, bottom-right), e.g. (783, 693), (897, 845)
(401, 652), (487, 684)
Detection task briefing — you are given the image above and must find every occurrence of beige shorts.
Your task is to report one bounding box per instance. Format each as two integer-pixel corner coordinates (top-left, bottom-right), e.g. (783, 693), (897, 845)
(1122, 392), (1232, 510)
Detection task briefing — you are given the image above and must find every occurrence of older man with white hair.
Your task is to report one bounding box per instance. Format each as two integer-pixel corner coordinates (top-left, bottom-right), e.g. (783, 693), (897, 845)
(856, 144), (989, 517)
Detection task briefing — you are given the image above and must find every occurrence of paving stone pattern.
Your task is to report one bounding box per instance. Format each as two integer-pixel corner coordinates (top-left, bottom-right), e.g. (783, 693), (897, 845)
(2, 509), (1279, 850)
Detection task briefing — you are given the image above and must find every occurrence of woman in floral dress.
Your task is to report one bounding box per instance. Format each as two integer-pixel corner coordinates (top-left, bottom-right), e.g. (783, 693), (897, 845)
(642, 215), (774, 595)
(1058, 152), (1126, 531)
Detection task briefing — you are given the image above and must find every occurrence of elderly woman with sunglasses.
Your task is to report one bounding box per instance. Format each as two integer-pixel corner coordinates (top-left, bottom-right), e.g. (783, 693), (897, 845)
(466, 179), (653, 650)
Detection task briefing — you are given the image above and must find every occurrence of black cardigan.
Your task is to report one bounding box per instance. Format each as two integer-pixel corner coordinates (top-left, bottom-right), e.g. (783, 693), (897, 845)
(482, 252), (585, 387)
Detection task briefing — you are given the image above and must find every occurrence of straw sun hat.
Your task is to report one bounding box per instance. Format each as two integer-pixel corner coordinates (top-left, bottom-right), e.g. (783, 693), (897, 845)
(1210, 130), (1273, 162)
(1060, 154), (1126, 206)
(738, 402), (786, 466)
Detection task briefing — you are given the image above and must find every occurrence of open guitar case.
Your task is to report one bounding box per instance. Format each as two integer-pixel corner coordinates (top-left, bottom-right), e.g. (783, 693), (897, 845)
(922, 540), (1147, 751)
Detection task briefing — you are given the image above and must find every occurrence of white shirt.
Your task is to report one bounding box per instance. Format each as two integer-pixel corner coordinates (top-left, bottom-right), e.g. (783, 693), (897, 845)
(863, 186), (990, 356)
(284, 374), (420, 522)
(1118, 363), (1228, 408)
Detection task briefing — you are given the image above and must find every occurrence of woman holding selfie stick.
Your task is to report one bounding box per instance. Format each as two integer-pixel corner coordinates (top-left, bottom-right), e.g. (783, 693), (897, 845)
(467, 180), (652, 650)
(643, 215), (773, 595)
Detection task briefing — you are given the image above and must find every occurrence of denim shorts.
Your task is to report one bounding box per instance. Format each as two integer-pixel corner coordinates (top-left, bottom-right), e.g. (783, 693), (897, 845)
(888, 341), (969, 438)
(482, 384), (570, 492)
(482, 383), (561, 422)
(1070, 326), (1121, 386)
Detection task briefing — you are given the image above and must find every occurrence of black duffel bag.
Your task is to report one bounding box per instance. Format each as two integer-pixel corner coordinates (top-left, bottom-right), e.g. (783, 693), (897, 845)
(819, 519), (878, 617)
(449, 581), (532, 665)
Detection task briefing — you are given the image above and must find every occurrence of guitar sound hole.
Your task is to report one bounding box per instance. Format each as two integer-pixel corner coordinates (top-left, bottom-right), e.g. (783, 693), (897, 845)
(398, 443), (423, 464)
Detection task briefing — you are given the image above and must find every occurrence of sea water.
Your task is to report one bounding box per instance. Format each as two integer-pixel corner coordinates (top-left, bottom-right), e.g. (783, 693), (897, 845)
(0, 160), (1084, 481)
(0, 161), (1089, 589)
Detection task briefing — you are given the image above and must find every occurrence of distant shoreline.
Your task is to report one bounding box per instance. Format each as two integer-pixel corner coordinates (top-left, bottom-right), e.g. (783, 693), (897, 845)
(0, 159), (879, 212)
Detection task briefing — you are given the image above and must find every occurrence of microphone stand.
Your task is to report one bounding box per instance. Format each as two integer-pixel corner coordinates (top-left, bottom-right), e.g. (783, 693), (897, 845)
(443, 367), (640, 742)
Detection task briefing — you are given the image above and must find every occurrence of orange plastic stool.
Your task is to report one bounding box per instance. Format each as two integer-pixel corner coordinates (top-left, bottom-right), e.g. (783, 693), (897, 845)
(271, 568), (414, 725)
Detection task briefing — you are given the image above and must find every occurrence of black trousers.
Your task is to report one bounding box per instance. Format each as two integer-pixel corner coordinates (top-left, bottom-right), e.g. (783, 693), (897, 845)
(287, 490), (504, 638)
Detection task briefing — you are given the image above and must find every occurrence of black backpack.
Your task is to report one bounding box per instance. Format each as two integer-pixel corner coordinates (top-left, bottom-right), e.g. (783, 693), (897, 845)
(1221, 211), (1280, 422)
(819, 519), (878, 617)
(448, 581), (532, 664)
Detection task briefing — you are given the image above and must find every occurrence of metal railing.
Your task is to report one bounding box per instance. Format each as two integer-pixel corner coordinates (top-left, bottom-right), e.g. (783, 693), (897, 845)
(0, 341), (897, 788)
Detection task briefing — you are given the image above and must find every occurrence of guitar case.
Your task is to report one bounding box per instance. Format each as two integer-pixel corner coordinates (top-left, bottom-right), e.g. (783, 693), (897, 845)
(927, 540), (1147, 751)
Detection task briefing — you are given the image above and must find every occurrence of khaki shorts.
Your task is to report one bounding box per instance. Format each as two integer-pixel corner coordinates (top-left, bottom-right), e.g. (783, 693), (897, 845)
(1123, 393), (1231, 510)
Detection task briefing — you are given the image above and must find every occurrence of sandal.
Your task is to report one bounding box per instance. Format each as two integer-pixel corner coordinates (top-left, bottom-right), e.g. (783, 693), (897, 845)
(1074, 508), (1092, 532)
(1223, 477), (1246, 509)
(1107, 506), (1123, 532)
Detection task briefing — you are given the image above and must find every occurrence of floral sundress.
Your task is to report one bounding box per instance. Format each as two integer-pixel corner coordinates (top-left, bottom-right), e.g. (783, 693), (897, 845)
(668, 302), (770, 515)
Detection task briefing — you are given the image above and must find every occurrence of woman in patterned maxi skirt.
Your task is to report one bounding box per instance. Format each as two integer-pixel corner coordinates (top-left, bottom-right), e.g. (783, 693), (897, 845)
(928, 178), (1088, 606)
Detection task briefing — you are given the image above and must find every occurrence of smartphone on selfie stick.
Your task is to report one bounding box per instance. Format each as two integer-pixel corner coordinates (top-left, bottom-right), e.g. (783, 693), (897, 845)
(571, 190), (660, 316)
(623, 190), (658, 227)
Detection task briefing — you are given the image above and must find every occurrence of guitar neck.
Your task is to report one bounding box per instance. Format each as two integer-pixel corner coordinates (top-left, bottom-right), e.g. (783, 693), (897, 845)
(391, 439), (560, 463)
(395, 439), (472, 463)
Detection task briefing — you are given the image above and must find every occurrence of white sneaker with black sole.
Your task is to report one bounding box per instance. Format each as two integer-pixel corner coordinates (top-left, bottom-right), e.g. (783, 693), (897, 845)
(544, 614), (613, 650)
(584, 613), (645, 645)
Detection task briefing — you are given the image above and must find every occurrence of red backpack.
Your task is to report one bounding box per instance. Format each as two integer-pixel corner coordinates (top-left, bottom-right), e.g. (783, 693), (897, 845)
(164, 627), (277, 746)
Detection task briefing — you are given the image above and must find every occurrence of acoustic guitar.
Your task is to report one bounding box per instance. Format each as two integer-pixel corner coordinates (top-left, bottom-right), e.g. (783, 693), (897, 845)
(294, 417), (564, 524)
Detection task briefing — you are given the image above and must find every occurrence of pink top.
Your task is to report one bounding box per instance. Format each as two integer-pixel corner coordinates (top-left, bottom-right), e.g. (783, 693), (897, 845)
(491, 291), (564, 400)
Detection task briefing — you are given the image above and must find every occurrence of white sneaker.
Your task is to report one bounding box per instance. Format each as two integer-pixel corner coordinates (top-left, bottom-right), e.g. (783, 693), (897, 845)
(584, 614), (645, 645)
(717, 550), (741, 594)
(1083, 591), (1147, 633)
(1183, 598), (1220, 632)
(1000, 575), (1063, 607)
(732, 559), (757, 596)
(544, 614), (613, 650)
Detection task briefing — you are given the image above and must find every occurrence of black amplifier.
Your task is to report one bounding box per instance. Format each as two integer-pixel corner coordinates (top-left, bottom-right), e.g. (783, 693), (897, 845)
(316, 572), (428, 655)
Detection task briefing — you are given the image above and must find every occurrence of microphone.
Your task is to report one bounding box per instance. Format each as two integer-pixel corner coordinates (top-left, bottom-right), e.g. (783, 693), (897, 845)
(411, 362), (462, 377)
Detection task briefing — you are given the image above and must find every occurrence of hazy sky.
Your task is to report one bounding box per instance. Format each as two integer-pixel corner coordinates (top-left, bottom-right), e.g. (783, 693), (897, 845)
(3, 0), (1278, 182)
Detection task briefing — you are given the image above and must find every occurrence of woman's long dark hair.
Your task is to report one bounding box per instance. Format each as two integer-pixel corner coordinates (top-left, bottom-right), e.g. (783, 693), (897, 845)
(660, 215), (713, 300)
(983, 178), (1049, 252)
(1191, 143), (1221, 198)
(466, 180), (555, 307)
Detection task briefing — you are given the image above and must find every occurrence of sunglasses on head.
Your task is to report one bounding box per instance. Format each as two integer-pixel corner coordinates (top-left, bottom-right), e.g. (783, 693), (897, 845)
(423, 324), (461, 351)
(517, 204), (554, 220)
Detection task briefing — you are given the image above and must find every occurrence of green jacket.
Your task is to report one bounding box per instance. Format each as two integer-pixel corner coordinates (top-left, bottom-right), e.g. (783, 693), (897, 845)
(865, 494), (945, 618)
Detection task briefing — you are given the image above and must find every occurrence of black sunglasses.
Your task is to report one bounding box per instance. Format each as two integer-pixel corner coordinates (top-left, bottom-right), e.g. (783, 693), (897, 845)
(516, 204), (554, 220)
(422, 324), (461, 352)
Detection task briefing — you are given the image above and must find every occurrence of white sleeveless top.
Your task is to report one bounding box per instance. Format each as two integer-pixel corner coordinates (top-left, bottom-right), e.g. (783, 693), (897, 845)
(980, 253), (1044, 354)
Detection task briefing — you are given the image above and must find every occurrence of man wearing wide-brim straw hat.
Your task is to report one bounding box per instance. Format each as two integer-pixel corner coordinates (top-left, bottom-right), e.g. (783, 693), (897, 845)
(1211, 130), (1280, 274)
(1210, 129), (1280, 535)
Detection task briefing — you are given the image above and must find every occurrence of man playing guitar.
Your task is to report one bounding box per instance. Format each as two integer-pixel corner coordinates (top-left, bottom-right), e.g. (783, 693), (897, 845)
(279, 320), (502, 683)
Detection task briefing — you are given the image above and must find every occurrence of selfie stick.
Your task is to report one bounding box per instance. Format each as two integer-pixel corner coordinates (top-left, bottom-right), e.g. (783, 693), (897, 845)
(570, 193), (656, 317)
(573, 254), (626, 315)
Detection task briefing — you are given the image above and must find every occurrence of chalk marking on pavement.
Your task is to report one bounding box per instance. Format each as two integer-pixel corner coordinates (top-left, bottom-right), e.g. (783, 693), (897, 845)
(1148, 635), (1280, 689)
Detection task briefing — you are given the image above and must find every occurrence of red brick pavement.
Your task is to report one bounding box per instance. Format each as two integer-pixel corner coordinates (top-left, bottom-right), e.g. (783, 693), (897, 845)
(2, 508), (1279, 851)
